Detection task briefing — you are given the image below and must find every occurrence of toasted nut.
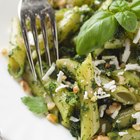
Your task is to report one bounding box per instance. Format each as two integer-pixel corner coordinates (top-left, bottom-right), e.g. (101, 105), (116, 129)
(132, 124), (140, 130)
(47, 114), (58, 124)
(106, 102), (121, 115)
(120, 63), (125, 68)
(62, 75), (67, 81)
(105, 63), (111, 69)
(94, 135), (110, 140)
(47, 102), (55, 111)
(58, 0), (66, 7)
(73, 85), (79, 94)
(134, 103), (140, 111)
(1, 48), (8, 56)
(129, 87), (135, 93)
(20, 80), (31, 93)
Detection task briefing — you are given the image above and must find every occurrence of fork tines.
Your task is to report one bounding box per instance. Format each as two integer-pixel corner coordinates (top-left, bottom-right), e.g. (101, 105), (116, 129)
(18, 0), (59, 80)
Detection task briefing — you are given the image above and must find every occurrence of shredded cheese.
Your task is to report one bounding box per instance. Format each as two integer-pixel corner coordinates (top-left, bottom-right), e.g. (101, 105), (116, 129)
(84, 91), (89, 100)
(118, 131), (128, 136)
(132, 112), (140, 124)
(103, 80), (116, 92)
(42, 63), (55, 81)
(111, 105), (121, 119)
(111, 110), (119, 119)
(116, 120), (121, 123)
(94, 88), (110, 99)
(28, 31), (35, 46)
(101, 123), (106, 133)
(99, 105), (107, 118)
(55, 84), (69, 92)
(94, 60), (106, 66)
(70, 116), (80, 122)
(125, 63), (140, 72)
(117, 71), (124, 76)
(122, 39), (131, 63)
(94, 67), (102, 86)
(57, 71), (64, 83)
(133, 28), (140, 44)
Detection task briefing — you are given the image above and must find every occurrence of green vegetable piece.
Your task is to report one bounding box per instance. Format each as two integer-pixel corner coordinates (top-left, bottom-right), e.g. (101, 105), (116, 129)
(76, 11), (117, 55)
(115, 11), (137, 32)
(130, 0), (140, 18)
(111, 86), (137, 105)
(76, 54), (100, 140)
(108, 128), (140, 140)
(21, 96), (48, 115)
(8, 18), (26, 78)
(56, 58), (80, 80)
(58, 5), (91, 42)
(113, 107), (136, 130)
(109, 0), (129, 13)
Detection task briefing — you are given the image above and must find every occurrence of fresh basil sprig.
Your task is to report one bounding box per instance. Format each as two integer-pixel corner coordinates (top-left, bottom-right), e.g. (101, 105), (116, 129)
(76, 0), (140, 55)
(109, 0), (129, 12)
(76, 11), (117, 55)
(22, 96), (48, 115)
(115, 11), (137, 32)
(110, 0), (137, 32)
(130, 0), (140, 18)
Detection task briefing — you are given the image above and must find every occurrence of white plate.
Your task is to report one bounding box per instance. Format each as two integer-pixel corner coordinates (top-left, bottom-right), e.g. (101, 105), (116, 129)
(0, 1), (75, 140)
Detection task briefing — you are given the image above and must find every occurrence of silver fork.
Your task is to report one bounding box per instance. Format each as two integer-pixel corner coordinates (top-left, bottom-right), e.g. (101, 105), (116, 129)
(18, 0), (59, 80)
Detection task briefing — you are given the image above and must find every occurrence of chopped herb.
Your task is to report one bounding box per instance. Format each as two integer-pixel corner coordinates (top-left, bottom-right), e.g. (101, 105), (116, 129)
(21, 96), (48, 115)
(81, 103), (89, 112)
(70, 121), (80, 138)
(65, 92), (79, 106)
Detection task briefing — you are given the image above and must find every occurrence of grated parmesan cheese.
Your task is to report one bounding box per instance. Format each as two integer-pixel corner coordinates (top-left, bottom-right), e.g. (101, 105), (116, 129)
(125, 63), (140, 72)
(94, 67), (102, 86)
(132, 112), (140, 124)
(133, 28), (140, 44)
(42, 63), (55, 81)
(57, 71), (64, 83)
(28, 31), (35, 46)
(94, 60), (106, 66)
(111, 110), (119, 119)
(84, 91), (89, 100)
(103, 80), (116, 92)
(94, 88), (110, 99)
(117, 71), (124, 76)
(99, 105), (107, 118)
(116, 120), (121, 123)
(101, 123), (106, 133)
(118, 131), (128, 136)
(55, 84), (69, 92)
(111, 105), (121, 119)
(70, 116), (80, 122)
(122, 39), (131, 63)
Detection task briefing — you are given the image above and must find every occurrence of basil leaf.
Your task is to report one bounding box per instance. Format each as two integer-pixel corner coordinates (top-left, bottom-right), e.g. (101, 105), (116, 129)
(115, 11), (137, 32)
(21, 96), (48, 114)
(109, 0), (129, 12)
(76, 11), (117, 55)
(130, 0), (140, 18)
